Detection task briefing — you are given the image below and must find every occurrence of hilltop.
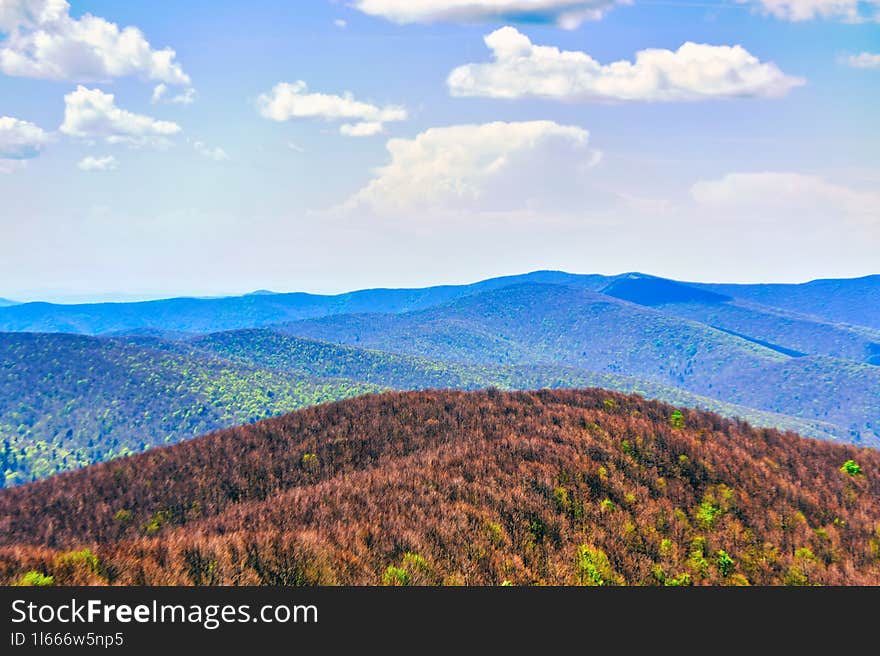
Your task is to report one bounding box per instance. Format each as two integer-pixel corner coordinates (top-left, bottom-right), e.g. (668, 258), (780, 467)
(1, 389), (878, 586)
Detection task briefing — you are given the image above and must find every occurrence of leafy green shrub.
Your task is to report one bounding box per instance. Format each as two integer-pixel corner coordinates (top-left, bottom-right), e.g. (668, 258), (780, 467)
(486, 521), (505, 545)
(716, 550), (735, 577)
(553, 486), (571, 513)
(55, 548), (99, 572)
(15, 571), (53, 586)
(382, 565), (410, 586)
(142, 509), (170, 534)
(664, 572), (692, 587)
(53, 549), (103, 584)
(696, 499), (722, 528)
(670, 410), (685, 429)
(575, 545), (620, 586)
(840, 460), (862, 476)
(785, 547), (819, 586)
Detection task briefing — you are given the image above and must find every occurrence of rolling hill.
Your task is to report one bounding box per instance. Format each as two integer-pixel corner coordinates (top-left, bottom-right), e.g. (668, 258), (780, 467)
(3, 327), (844, 486)
(274, 284), (880, 446)
(604, 275), (880, 364)
(183, 328), (840, 440)
(0, 333), (378, 485)
(694, 275), (880, 330)
(277, 283), (790, 384)
(1, 390), (878, 585)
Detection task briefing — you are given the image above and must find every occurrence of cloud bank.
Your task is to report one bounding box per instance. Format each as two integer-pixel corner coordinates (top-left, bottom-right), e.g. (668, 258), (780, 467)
(691, 172), (880, 222)
(449, 27), (805, 102)
(60, 86), (182, 147)
(0, 0), (190, 83)
(344, 120), (598, 213)
(257, 81), (407, 137)
(0, 115), (50, 159)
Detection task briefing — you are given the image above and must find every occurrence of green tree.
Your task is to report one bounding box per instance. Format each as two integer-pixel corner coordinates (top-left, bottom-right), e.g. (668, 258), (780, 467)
(716, 550), (735, 577)
(15, 571), (53, 586)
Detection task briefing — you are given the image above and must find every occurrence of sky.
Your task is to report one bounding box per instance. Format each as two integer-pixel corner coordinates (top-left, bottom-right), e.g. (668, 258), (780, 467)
(0, 0), (878, 302)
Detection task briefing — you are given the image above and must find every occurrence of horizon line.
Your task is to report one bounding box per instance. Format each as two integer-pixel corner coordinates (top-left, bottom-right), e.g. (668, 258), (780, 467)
(2, 269), (879, 306)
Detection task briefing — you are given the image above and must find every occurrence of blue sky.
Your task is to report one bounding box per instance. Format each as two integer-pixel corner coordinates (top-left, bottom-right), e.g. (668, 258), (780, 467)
(0, 0), (878, 301)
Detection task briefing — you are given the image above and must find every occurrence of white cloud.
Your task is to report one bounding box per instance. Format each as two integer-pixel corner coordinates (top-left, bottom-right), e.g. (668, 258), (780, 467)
(256, 81), (407, 137)
(449, 27), (804, 102)
(151, 83), (197, 105)
(738, 0), (879, 22)
(343, 120), (598, 213)
(845, 52), (880, 69)
(60, 86), (181, 147)
(334, 19), (348, 28)
(77, 154), (117, 171)
(690, 172), (880, 222)
(0, 0), (190, 83)
(0, 115), (51, 159)
(340, 121), (384, 137)
(353, 0), (625, 29)
(193, 141), (229, 161)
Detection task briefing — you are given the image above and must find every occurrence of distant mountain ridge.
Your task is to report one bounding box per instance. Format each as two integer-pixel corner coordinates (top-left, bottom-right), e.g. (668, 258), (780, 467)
(0, 271), (607, 335)
(694, 275), (880, 330)
(1, 270), (878, 485)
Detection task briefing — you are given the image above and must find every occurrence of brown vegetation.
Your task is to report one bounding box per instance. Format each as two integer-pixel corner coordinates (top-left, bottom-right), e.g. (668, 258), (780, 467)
(1, 389), (879, 585)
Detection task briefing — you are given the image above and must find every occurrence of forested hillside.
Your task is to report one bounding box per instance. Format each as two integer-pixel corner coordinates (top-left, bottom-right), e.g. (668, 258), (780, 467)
(1, 390), (878, 586)
(0, 333), (377, 485)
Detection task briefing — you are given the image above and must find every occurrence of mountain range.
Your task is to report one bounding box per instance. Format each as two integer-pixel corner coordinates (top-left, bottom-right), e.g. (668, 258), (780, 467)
(2, 390), (878, 585)
(1, 271), (878, 485)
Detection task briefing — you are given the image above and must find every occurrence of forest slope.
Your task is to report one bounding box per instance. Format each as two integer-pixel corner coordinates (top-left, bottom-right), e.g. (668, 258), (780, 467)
(0, 333), (377, 484)
(1, 389), (878, 586)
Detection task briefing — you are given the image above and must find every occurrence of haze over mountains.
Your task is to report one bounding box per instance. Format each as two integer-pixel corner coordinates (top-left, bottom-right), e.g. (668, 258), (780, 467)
(1, 271), (878, 486)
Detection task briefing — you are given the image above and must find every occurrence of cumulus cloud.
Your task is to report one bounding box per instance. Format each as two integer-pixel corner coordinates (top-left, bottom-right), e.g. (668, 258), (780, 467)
(151, 83), (197, 105)
(256, 81), (407, 137)
(0, 115), (51, 159)
(845, 52), (880, 69)
(60, 86), (181, 147)
(690, 172), (880, 222)
(738, 0), (879, 22)
(343, 120), (599, 213)
(353, 0), (625, 29)
(77, 154), (117, 171)
(193, 141), (229, 161)
(449, 27), (804, 102)
(0, 0), (190, 83)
